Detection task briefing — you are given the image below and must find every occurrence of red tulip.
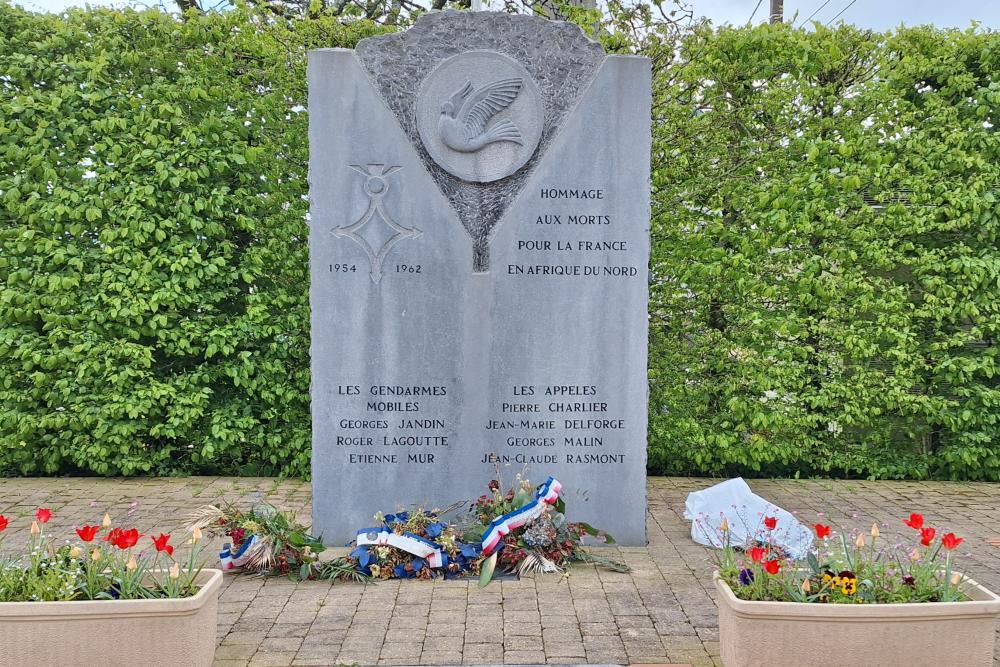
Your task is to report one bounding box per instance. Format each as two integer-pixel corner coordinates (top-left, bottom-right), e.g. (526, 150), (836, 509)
(0, 515), (7, 532)
(75, 525), (101, 542)
(749, 547), (767, 563)
(814, 524), (831, 539)
(104, 527), (141, 550)
(920, 526), (936, 547)
(115, 528), (141, 550)
(903, 513), (924, 530)
(941, 533), (963, 551)
(763, 559), (781, 575)
(35, 508), (52, 524)
(764, 516), (777, 530)
(151, 533), (174, 556)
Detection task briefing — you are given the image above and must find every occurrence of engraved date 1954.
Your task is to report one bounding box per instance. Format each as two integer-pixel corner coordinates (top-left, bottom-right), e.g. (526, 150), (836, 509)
(330, 263), (357, 273)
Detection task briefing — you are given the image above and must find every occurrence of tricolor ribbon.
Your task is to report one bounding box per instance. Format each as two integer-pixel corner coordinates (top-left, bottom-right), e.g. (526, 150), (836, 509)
(356, 528), (446, 568)
(219, 535), (259, 571)
(480, 476), (562, 556)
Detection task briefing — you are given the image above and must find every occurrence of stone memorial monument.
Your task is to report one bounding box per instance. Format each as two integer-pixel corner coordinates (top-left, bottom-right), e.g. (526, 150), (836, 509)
(309, 11), (651, 545)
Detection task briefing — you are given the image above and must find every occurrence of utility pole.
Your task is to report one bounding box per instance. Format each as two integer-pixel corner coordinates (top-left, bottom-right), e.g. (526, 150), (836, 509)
(770, 0), (783, 23)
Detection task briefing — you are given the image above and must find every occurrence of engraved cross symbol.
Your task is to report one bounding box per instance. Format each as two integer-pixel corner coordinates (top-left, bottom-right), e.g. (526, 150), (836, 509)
(333, 164), (421, 284)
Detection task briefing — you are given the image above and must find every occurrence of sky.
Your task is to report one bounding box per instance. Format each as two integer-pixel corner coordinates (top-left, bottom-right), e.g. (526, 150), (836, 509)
(687, 0), (998, 31)
(14, 0), (1000, 30)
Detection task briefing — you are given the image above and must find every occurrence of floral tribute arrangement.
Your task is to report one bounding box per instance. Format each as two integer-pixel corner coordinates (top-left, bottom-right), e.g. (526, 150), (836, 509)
(193, 474), (626, 586)
(349, 504), (482, 581)
(714, 511), (971, 604)
(0, 507), (205, 601)
(468, 475), (626, 583)
(188, 502), (363, 583)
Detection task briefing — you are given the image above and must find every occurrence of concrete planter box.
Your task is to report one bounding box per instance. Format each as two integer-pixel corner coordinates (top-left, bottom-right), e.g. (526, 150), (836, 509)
(715, 571), (1000, 667)
(0, 568), (222, 667)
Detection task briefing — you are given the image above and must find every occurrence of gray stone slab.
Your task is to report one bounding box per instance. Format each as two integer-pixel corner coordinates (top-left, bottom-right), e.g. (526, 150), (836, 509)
(308, 13), (650, 547)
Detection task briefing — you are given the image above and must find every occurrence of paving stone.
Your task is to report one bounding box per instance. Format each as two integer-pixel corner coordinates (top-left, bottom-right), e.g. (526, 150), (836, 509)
(266, 624), (311, 639)
(259, 637), (304, 652)
(222, 631), (268, 646)
(503, 650), (547, 663)
(248, 651), (296, 666)
(541, 641), (587, 657)
(503, 635), (544, 651)
(214, 644), (259, 660)
(503, 621), (544, 636)
(7, 476), (1000, 666)
(462, 642), (504, 663)
(418, 651), (464, 664)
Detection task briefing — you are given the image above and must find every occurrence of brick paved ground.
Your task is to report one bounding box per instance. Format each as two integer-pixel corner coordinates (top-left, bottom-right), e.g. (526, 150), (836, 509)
(1, 476), (999, 666)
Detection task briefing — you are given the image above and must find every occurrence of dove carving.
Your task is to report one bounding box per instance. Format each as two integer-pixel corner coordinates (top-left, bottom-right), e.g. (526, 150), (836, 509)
(438, 78), (524, 153)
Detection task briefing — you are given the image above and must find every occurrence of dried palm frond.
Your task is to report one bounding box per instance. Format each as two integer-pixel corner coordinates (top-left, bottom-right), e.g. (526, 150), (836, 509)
(185, 504), (226, 532)
(320, 557), (370, 584)
(516, 551), (563, 576)
(570, 549), (630, 573)
(434, 500), (468, 517)
(236, 534), (275, 573)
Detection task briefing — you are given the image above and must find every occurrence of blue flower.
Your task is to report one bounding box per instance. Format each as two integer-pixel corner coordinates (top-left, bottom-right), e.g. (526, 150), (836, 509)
(395, 511), (410, 523)
(738, 568), (754, 586)
(350, 546), (374, 574)
(426, 522), (446, 539)
(459, 543), (481, 559)
(412, 558), (425, 572)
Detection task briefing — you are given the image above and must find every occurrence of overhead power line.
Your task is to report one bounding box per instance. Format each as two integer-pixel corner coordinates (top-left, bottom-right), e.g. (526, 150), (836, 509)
(798, 0), (833, 26)
(826, 0), (860, 26)
(747, 0), (764, 24)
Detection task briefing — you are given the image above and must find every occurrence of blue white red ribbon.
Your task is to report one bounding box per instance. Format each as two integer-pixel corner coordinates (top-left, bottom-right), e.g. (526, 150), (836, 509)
(219, 535), (259, 570)
(356, 528), (445, 568)
(481, 477), (562, 556)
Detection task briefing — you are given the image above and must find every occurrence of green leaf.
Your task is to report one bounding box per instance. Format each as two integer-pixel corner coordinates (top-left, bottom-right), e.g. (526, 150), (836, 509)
(478, 552), (498, 588)
(807, 552), (820, 575)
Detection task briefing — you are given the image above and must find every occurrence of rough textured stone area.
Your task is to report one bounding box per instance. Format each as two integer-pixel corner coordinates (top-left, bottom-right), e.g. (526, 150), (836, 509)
(355, 11), (605, 271)
(2, 476), (999, 666)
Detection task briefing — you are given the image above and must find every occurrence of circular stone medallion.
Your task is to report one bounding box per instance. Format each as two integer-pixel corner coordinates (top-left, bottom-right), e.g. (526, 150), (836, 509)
(416, 51), (543, 183)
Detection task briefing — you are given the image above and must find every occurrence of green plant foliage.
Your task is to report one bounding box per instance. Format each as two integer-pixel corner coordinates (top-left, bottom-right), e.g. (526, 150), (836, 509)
(1, 3), (996, 480)
(0, 2), (387, 476)
(646, 22), (999, 480)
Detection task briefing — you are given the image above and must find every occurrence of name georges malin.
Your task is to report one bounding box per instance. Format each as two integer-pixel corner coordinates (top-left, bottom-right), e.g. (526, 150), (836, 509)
(308, 11), (651, 545)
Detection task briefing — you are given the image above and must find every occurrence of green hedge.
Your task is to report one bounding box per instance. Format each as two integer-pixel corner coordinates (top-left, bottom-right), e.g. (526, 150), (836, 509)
(648, 24), (1000, 480)
(1, 5), (997, 479)
(0, 3), (385, 476)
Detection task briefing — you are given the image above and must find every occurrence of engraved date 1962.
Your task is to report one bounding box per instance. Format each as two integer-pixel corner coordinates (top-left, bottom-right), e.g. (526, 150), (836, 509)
(395, 264), (422, 274)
